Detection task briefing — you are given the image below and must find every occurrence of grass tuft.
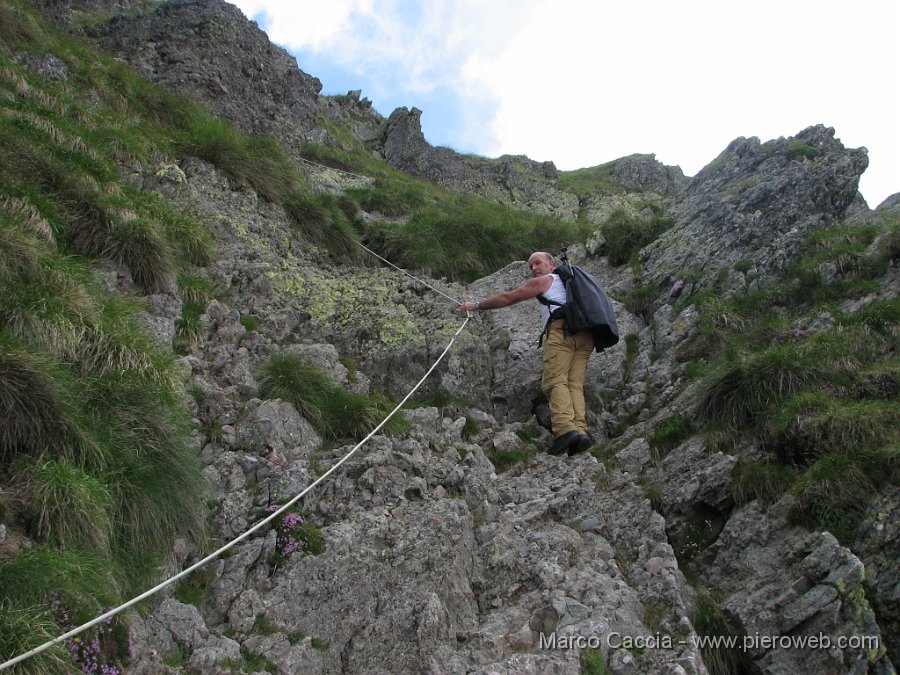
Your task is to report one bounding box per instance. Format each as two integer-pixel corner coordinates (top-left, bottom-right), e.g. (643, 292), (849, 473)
(730, 460), (795, 506)
(695, 345), (840, 430)
(600, 208), (672, 267)
(691, 593), (752, 675)
(767, 393), (899, 466)
(647, 415), (693, 460)
(258, 353), (406, 440)
(0, 548), (120, 606)
(364, 197), (589, 283)
(0, 601), (69, 674)
(178, 116), (301, 203)
(0, 334), (80, 464)
(13, 457), (112, 550)
(347, 178), (427, 216)
(787, 446), (897, 543)
(283, 191), (362, 260)
(0, 2), (44, 46)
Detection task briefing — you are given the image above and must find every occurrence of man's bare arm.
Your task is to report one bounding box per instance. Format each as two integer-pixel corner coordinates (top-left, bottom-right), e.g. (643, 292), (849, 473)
(460, 275), (552, 312)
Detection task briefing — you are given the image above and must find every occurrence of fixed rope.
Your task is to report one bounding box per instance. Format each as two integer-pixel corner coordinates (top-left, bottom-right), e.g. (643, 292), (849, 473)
(357, 241), (463, 305)
(0, 250), (472, 672)
(296, 156), (371, 181)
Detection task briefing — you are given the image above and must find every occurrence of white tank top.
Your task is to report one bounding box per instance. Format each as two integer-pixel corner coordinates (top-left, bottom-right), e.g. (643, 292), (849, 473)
(537, 274), (567, 326)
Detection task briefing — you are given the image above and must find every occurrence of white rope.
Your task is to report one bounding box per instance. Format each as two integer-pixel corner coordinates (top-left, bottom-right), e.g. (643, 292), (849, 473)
(295, 160), (466, 307)
(357, 241), (464, 306)
(296, 156), (371, 181)
(0, 254), (473, 671)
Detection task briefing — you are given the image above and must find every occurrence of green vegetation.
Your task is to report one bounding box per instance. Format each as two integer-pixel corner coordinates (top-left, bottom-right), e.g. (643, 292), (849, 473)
(174, 297), (204, 352)
(688, 218), (899, 543)
(579, 647), (609, 674)
(731, 460), (795, 506)
(600, 208), (673, 267)
(691, 592), (753, 675)
(0, 601), (70, 673)
(621, 283), (658, 323)
(785, 140), (821, 162)
(257, 353), (408, 440)
(406, 387), (473, 414)
(647, 415), (693, 460)
(362, 191), (590, 282)
(784, 223), (888, 305)
(300, 139), (593, 282)
(173, 564), (217, 608)
(486, 444), (538, 473)
(787, 446), (897, 542)
(268, 506), (326, 568)
(347, 176), (428, 215)
(239, 314), (261, 332)
(637, 475), (665, 512)
(0, 5), (216, 669)
(557, 160), (626, 197)
(178, 116), (301, 202)
(238, 650), (278, 673)
(283, 190), (363, 262)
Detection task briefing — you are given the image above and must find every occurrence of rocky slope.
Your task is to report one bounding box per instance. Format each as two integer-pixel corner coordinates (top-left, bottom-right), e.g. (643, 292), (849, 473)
(15, 1), (899, 673)
(116, 137), (896, 674)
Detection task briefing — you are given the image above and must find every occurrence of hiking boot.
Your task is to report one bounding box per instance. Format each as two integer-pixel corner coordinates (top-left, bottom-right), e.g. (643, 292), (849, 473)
(548, 430), (580, 456)
(568, 434), (593, 456)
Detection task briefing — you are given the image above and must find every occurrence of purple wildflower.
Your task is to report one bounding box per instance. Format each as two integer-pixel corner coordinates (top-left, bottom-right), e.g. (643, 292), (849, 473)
(281, 513), (303, 530)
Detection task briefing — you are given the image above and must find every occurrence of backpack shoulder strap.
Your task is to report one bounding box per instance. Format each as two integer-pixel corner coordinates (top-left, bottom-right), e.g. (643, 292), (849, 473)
(537, 315), (552, 347)
(537, 272), (565, 307)
(536, 294), (563, 307)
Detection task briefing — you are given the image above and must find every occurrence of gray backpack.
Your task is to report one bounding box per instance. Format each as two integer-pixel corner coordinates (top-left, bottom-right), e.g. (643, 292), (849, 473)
(537, 252), (619, 351)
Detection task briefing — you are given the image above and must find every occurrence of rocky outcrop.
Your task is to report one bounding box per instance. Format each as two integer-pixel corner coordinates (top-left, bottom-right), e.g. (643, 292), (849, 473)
(380, 106), (581, 220)
(641, 125), (869, 294)
(609, 154), (687, 196)
(82, 0), (324, 155)
(700, 500), (889, 675)
(132, 404), (714, 674)
(59, 0), (686, 224)
(854, 488), (900, 663)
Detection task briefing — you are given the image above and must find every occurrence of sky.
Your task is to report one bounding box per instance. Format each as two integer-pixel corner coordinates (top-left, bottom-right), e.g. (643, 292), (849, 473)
(228, 0), (898, 207)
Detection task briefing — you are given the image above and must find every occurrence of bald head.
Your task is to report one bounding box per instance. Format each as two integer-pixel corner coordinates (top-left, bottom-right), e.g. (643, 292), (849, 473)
(527, 251), (555, 278)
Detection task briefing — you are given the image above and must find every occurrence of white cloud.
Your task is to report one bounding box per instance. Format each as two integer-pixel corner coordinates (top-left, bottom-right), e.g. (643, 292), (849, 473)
(229, 0), (373, 51)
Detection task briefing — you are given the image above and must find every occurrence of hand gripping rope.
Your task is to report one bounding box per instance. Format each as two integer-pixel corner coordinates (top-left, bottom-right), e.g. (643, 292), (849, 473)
(0, 243), (473, 671)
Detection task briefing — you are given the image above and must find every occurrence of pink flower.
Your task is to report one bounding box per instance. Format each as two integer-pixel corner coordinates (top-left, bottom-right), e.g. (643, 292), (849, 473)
(281, 513), (303, 530)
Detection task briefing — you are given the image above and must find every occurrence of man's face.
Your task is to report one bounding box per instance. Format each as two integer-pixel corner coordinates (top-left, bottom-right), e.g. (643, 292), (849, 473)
(528, 255), (554, 278)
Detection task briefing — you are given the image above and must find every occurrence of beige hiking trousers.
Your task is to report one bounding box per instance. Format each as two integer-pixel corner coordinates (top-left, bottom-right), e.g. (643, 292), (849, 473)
(541, 320), (594, 438)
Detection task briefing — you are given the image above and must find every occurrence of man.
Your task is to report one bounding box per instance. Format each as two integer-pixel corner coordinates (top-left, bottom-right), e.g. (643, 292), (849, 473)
(459, 251), (594, 456)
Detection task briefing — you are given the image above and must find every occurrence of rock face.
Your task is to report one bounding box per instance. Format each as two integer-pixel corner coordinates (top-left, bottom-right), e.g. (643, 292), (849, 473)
(118, 142), (894, 673)
(82, 0), (324, 156)
(380, 107), (581, 220)
(609, 153), (688, 196)
(17, 1), (897, 674)
(642, 125), (869, 294)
